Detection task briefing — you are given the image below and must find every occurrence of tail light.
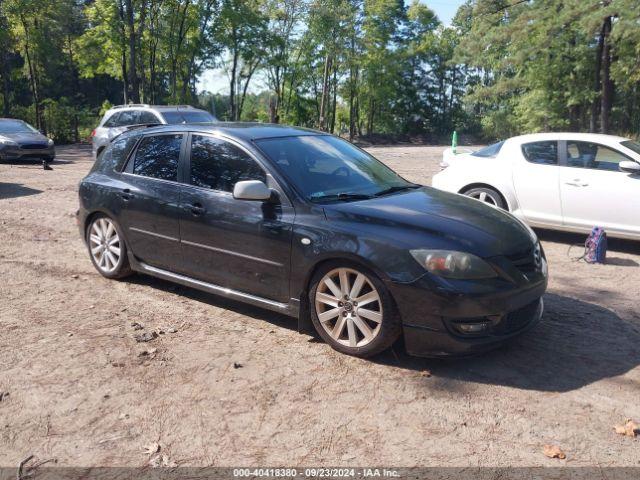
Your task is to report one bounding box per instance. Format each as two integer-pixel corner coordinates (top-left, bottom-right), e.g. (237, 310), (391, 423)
(90, 129), (96, 137)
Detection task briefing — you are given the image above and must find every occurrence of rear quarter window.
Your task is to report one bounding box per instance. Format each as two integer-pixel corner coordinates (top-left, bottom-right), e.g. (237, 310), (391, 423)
(471, 141), (505, 158)
(93, 135), (140, 173)
(103, 112), (121, 128)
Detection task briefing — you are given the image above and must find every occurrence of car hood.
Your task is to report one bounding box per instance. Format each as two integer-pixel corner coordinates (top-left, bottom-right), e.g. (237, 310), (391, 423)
(323, 187), (535, 258)
(0, 131), (49, 143)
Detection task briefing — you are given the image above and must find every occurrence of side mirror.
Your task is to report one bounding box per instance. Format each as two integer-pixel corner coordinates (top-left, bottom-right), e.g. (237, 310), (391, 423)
(619, 160), (640, 174)
(233, 180), (272, 201)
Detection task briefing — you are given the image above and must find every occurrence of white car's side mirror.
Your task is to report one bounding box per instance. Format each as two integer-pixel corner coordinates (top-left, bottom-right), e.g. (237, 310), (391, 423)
(233, 180), (272, 201)
(619, 160), (640, 175)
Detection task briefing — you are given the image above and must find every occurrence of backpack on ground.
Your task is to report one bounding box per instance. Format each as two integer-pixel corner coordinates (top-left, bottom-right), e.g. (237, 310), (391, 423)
(584, 226), (607, 264)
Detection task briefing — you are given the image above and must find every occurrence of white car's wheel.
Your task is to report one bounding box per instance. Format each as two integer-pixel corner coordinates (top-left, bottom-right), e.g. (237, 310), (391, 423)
(463, 187), (507, 210)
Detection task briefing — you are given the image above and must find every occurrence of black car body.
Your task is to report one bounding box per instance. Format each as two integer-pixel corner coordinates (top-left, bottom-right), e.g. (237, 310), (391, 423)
(0, 118), (55, 162)
(78, 123), (547, 358)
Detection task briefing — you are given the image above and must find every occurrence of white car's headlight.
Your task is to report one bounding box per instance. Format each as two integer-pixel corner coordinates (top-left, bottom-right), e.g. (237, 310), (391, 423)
(410, 249), (498, 279)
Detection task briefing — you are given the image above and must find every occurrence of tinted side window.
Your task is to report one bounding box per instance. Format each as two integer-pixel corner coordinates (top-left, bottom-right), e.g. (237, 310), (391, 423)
(190, 135), (266, 192)
(118, 110), (139, 126)
(103, 112), (121, 128)
(522, 141), (557, 165)
(111, 135), (140, 171)
(163, 111), (215, 124)
(133, 134), (182, 181)
(139, 111), (160, 124)
(566, 141), (629, 171)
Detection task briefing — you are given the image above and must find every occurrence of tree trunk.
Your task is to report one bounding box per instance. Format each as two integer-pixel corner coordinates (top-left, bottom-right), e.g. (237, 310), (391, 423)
(124, 0), (140, 103)
(319, 53), (332, 131)
(590, 20), (605, 133)
(229, 43), (239, 121)
(239, 61), (259, 120)
(117, 0), (129, 104)
(600, 15), (613, 134)
(0, 6), (10, 117)
(0, 49), (10, 117)
(20, 14), (41, 129)
(330, 66), (337, 134)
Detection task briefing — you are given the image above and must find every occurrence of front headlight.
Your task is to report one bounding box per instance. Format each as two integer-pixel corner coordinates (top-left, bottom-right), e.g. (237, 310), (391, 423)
(410, 249), (497, 279)
(47, 138), (54, 146)
(0, 137), (18, 147)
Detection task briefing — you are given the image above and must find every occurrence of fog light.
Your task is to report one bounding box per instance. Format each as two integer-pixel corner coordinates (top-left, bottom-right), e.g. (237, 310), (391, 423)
(454, 321), (492, 335)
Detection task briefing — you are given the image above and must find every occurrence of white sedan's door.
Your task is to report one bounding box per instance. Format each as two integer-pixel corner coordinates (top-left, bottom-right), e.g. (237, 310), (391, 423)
(559, 140), (640, 237)
(511, 140), (563, 226)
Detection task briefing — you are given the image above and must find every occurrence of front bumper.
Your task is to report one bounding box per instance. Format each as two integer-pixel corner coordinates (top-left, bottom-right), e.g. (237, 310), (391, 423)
(387, 270), (547, 357)
(0, 144), (55, 160)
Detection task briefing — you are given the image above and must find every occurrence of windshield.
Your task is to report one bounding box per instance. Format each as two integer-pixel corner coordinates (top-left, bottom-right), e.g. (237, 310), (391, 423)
(161, 110), (215, 124)
(472, 141), (505, 158)
(255, 135), (415, 202)
(0, 120), (38, 134)
(621, 140), (640, 156)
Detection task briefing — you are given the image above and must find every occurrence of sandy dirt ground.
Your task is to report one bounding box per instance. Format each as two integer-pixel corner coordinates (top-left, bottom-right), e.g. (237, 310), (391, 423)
(1, 144), (639, 468)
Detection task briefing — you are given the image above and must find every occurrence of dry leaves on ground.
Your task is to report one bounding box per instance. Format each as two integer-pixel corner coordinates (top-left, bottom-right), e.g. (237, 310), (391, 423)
(543, 444), (566, 459)
(142, 443), (160, 456)
(614, 419), (639, 437)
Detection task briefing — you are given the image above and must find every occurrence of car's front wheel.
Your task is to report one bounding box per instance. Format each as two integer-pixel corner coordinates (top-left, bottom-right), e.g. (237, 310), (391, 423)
(87, 215), (132, 279)
(309, 262), (401, 358)
(463, 186), (506, 209)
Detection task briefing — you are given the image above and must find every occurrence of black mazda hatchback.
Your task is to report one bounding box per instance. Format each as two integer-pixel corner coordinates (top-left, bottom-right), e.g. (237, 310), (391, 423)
(78, 123), (547, 358)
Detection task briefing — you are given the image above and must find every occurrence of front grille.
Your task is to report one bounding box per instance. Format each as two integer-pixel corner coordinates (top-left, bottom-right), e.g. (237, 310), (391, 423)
(506, 243), (542, 274)
(493, 299), (541, 335)
(20, 143), (48, 150)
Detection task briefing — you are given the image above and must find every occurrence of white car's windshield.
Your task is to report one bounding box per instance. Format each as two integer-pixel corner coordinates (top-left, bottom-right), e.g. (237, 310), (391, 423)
(621, 140), (640, 156)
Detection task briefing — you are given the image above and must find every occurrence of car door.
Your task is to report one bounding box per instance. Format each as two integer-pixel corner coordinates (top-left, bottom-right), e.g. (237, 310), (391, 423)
(118, 132), (185, 271)
(559, 140), (640, 237)
(179, 133), (294, 303)
(511, 140), (563, 226)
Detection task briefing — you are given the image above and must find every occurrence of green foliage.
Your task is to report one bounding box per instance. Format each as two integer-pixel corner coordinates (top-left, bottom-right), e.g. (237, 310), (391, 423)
(2, 0), (640, 141)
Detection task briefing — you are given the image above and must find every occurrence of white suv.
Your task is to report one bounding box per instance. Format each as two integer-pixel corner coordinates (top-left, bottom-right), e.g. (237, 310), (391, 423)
(91, 104), (216, 159)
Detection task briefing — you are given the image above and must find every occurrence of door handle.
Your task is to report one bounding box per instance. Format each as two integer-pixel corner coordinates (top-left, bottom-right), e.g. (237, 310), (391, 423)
(564, 180), (589, 187)
(121, 188), (134, 200)
(189, 202), (205, 216)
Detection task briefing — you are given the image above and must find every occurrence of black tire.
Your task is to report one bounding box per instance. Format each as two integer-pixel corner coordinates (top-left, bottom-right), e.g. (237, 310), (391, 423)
(309, 261), (402, 358)
(86, 214), (133, 279)
(463, 187), (507, 210)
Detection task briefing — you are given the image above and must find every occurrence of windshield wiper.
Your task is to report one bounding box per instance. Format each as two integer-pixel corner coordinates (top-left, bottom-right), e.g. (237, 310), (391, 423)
(310, 192), (374, 203)
(374, 184), (422, 197)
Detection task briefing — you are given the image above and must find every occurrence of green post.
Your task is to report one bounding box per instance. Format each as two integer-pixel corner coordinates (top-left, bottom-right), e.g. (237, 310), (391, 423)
(452, 130), (458, 154)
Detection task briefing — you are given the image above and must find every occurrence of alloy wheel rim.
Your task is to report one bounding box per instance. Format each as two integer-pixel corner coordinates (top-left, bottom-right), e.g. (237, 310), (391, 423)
(89, 218), (121, 273)
(315, 268), (383, 348)
(469, 191), (498, 206)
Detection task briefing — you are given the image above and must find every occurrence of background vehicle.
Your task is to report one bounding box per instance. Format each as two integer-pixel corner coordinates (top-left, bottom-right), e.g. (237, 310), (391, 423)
(78, 123), (546, 358)
(433, 133), (640, 240)
(90, 104), (216, 159)
(0, 118), (55, 162)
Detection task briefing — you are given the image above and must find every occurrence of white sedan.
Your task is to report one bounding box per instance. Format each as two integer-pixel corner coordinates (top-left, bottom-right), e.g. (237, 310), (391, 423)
(432, 133), (640, 240)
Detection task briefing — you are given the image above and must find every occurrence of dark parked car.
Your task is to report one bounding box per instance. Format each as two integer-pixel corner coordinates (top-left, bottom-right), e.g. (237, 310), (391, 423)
(78, 123), (548, 358)
(0, 118), (55, 162)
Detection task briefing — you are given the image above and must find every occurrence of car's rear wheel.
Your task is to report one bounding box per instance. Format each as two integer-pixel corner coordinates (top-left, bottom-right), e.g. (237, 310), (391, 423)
(463, 187), (506, 209)
(309, 262), (401, 358)
(87, 215), (132, 279)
